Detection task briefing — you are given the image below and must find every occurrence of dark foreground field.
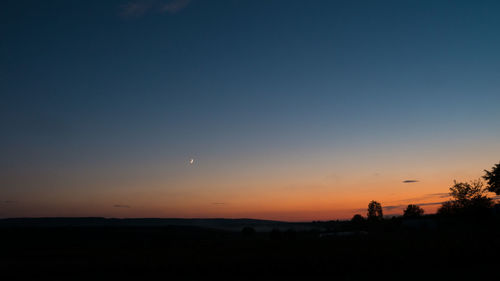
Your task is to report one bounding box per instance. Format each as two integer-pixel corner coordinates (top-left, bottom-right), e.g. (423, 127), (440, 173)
(1, 217), (499, 280)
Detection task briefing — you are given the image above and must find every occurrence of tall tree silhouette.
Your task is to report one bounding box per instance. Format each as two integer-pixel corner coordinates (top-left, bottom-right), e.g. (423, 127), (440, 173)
(449, 179), (489, 207)
(403, 204), (424, 218)
(483, 161), (500, 195)
(438, 179), (493, 216)
(367, 200), (383, 220)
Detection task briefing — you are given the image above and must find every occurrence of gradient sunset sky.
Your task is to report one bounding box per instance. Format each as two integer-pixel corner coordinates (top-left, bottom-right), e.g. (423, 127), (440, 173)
(1, 0), (500, 221)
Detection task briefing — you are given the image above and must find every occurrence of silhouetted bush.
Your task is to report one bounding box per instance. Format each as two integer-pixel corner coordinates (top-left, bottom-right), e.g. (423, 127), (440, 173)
(241, 227), (256, 236)
(351, 214), (365, 223)
(403, 204), (424, 218)
(438, 179), (493, 217)
(349, 214), (366, 230)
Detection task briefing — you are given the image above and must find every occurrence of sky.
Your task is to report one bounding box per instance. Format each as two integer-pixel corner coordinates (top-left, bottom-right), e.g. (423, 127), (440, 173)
(1, 0), (500, 221)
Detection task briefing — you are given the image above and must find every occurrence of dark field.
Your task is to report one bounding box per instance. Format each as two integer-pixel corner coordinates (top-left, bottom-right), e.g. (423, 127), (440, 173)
(0, 220), (500, 280)
(1, 217), (499, 280)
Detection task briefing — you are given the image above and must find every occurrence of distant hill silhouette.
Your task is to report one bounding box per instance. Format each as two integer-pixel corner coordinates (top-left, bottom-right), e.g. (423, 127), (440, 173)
(0, 217), (314, 232)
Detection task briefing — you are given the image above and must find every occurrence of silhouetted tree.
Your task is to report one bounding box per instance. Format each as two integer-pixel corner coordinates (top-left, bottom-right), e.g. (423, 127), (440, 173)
(403, 204), (424, 218)
(450, 180), (490, 207)
(367, 200), (383, 220)
(438, 179), (493, 216)
(351, 214), (365, 224)
(484, 161), (500, 195)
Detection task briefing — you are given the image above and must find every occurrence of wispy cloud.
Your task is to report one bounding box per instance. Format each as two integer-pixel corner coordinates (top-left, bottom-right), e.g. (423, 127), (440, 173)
(120, 1), (153, 17)
(113, 204), (131, 208)
(120, 0), (192, 17)
(212, 202), (226, 206)
(403, 180), (419, 183)
(160, 0), (191, 13)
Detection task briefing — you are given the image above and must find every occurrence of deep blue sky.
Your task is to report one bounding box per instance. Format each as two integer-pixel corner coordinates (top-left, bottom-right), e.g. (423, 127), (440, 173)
(1, 0), (499, 219)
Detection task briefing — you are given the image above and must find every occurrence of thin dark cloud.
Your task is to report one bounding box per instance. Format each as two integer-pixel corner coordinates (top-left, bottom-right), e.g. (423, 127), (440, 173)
(113, 204), (131, 208)
(387, 192), (450, 205)
(403, 180), (419, 183)
(212, 202), (226, 206)
(383, 205), (403, 211)
(413, 193), (450, 201)
(416, 202), (446, 206)
(384, 214), (401, 218)
(120, 0), (192, 17)
(427, 192), (450, 198)
(2, 200), (15, 204)
(381, 201), (447, 212)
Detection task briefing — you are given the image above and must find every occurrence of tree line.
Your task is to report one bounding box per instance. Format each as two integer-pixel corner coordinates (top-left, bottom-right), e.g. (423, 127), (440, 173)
(352, 161), (500, 221)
